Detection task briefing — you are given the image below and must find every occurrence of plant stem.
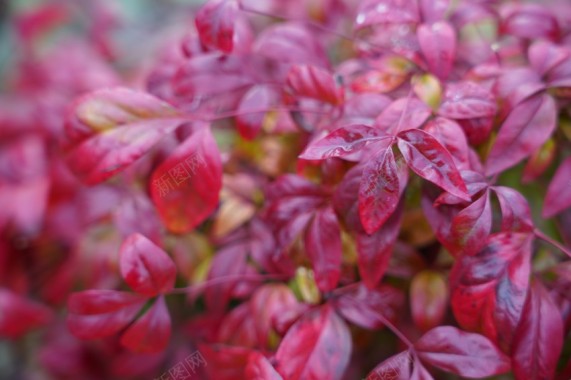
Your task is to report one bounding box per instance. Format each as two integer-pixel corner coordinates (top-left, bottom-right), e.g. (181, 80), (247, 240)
(534, 228), (571, 259)
(166, 273), (289, 296)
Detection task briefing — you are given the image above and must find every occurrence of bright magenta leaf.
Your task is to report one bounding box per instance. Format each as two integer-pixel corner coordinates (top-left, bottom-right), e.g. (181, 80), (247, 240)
(543, 156), (571, 218)
(500, 4), (560, 41)
(195, 0), (239, 53)
(150, 124), (222, 233)
(120, 296), (171, 353)
(274, 305), (351, 380)
(286, 64), (344, 105)
(305, 206), (342, 292)
(67, 290), (146, 339)
(512, 281), (564, 380)
(246, 352), (283, 380)
(119, 233), (176, 297)
(65, 88), (185, 184)
(397, 129), (469, 201)
(417, 21), (456, 80)
(486, 93), (556, 176)
(236, 85), (276, 140)
(493, 186), (533, 232)
(450, 190), (492, 256)
(438, 81), (496, 120)
(415, 326), (511, 377)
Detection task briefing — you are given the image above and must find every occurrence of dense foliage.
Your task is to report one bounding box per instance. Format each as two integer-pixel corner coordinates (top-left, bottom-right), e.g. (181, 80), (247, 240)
(2, 0), (571, 379)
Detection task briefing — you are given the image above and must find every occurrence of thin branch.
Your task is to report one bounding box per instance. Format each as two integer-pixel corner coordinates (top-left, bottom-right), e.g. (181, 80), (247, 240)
(534, 228), (571, 259)
(166, 273), (289, 296)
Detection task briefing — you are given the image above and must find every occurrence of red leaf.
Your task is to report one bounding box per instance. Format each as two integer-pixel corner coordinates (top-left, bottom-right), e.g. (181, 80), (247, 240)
(195, 0), (239, 53)
(275, 305), (351, 380)
(200, 344), (254, 380)
(410, 271), (448, 332)
(417, 21), (456, 80)
(65, 88), (185, 184)
(67, 290), (146, 339)
(415, 326), (511, 377)
(357, 200), (403, 287)
(332, 283), (404, 330)
(450, 190), (492, 256)
(486, 93), (557, 176)
(305, 206), (342, 292)
(286, 64), (344, 105)
(219, 302), (258, 348)
(374, 97), (431, 135)
(359, 146), (408, 234)
(299, 125), (389, 160)
(423, 117), (469, 169)
(512, 281), (564, 380)
(437, 81), (496, 120)
(150, 124), (222, 233)
(236, 85), (277, 140)
(367, 351), (414, 379)
(120, 296), (171, 353)
(0, 289), (53, 338)
(500, 4), (560, 41)
(493, 186), (533, 232)
(543, 156), (571, 218)
(246, 352), (283, 380)
(119, 233), (176, 297)
(450, 232), (533, 349)
(397, 129), (469, 201)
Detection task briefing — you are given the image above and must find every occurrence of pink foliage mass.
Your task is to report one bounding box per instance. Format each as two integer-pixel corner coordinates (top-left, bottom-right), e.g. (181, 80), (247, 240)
(3, 0), (571, 379)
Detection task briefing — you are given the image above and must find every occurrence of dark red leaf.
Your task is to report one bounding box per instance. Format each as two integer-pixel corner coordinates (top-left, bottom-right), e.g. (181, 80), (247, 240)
(415, 326), (511, 377)
(65, 88), (185, 184)
(246, 352), (283, 380)
(332, 283), (404, 330)
(512, 281), (564, 380)
(119, 233), (176, 297)
(543, 156), (571, 218)
(359, 146), (408, 234)
(150, 124), (222, 233)
(200, 344), (254, 380)
(486, 93), (557, 176)
(397, 129), (469, 201)
(275, 305), (351, 380)
(417, 21), (456, 80)
(67, 290), (146, 339)
(299, 124), (389, 160)
(450, 190), (492, 256)
(493, 186), (534, 232)
(0, 289), (53, 338)
(305, 206), (342, 292)
(357, 200), (403, 287)
(450, 232), (533, 350)
(195, 0), (239, 53)
(437, 81), (496, 120)
(120, 296), (171, 353)
(286, 64), (344, 105)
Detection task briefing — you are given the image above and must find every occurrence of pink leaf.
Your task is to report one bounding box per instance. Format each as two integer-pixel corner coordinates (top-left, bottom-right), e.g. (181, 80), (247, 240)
(299, 125), (389, 160)
(359, 147), (408, 234)
(195, 0), (239, 53)
(419, 0), (450, 22)
(512, 281), (564, 380)
(246, 352), (283, 380)
(437, 81), (496, 120)
(0, 289), (53, 338)
(150, 124), (222, 233)
(423, 117), (469, 169)
(528, 40), (571, 78)
(397, 129), (469, 201)
(366, 351), (414, 380)
(374, 97), (432, 135)
(493, 186), (534, 232)
(305, 206), (342, 292)
(450, 190), (492, 256)
(119, 233), (176, 297)
(415, 326), (511, 377)
(236, 85), (277, 140)
(355, 0), (420, 29)
(65, 88), (185, 184)
(286, 64), (344, 105)
(67, 290), (146, 339)
(486, 93), (556, 175)
(501, 4), (560, 41)
(543, 156), (571, 218)
(275, 305), (351, 380)
(417, 21), (456, 80)
(120, 296), (171, 353)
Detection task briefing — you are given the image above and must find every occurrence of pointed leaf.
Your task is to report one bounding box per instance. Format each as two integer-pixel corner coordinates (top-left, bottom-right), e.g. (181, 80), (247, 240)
(397, 129), (469, 200)
(286, 64), (343, 105)
(246, 352), (283, 380)
(450, 190), (492, 256)
(543, 156), (571, 218)
(120, 296), (171, 353)
(274, 305), (351, 380)
(375, 97), (432, 135)
(195, 0), (239, 53)
(236, 85), (276, 140)
(366, 351), (414, 380)
(150, 124), (222, 233)
(486, 93), (556, 175)
(512, 281), (564, 380)
(305, 206), (341, 292)
(0, 289), (53, 338)
(119, 233), (176, 297)
(415, 326), (511, 377)
(493, 186), (533, 232)
(438, 81), (496, 119)
(65, 88), (185, 184)
(417, 21), (456, 80)
(501, 4), (560, 41)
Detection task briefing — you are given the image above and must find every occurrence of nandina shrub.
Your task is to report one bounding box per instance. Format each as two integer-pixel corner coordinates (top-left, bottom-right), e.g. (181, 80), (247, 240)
(2, 0), (571, 379)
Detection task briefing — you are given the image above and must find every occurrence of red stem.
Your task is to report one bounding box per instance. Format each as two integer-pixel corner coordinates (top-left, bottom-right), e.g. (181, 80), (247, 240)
(534, 228), (571, 259)
(166, 273), (289, 296)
